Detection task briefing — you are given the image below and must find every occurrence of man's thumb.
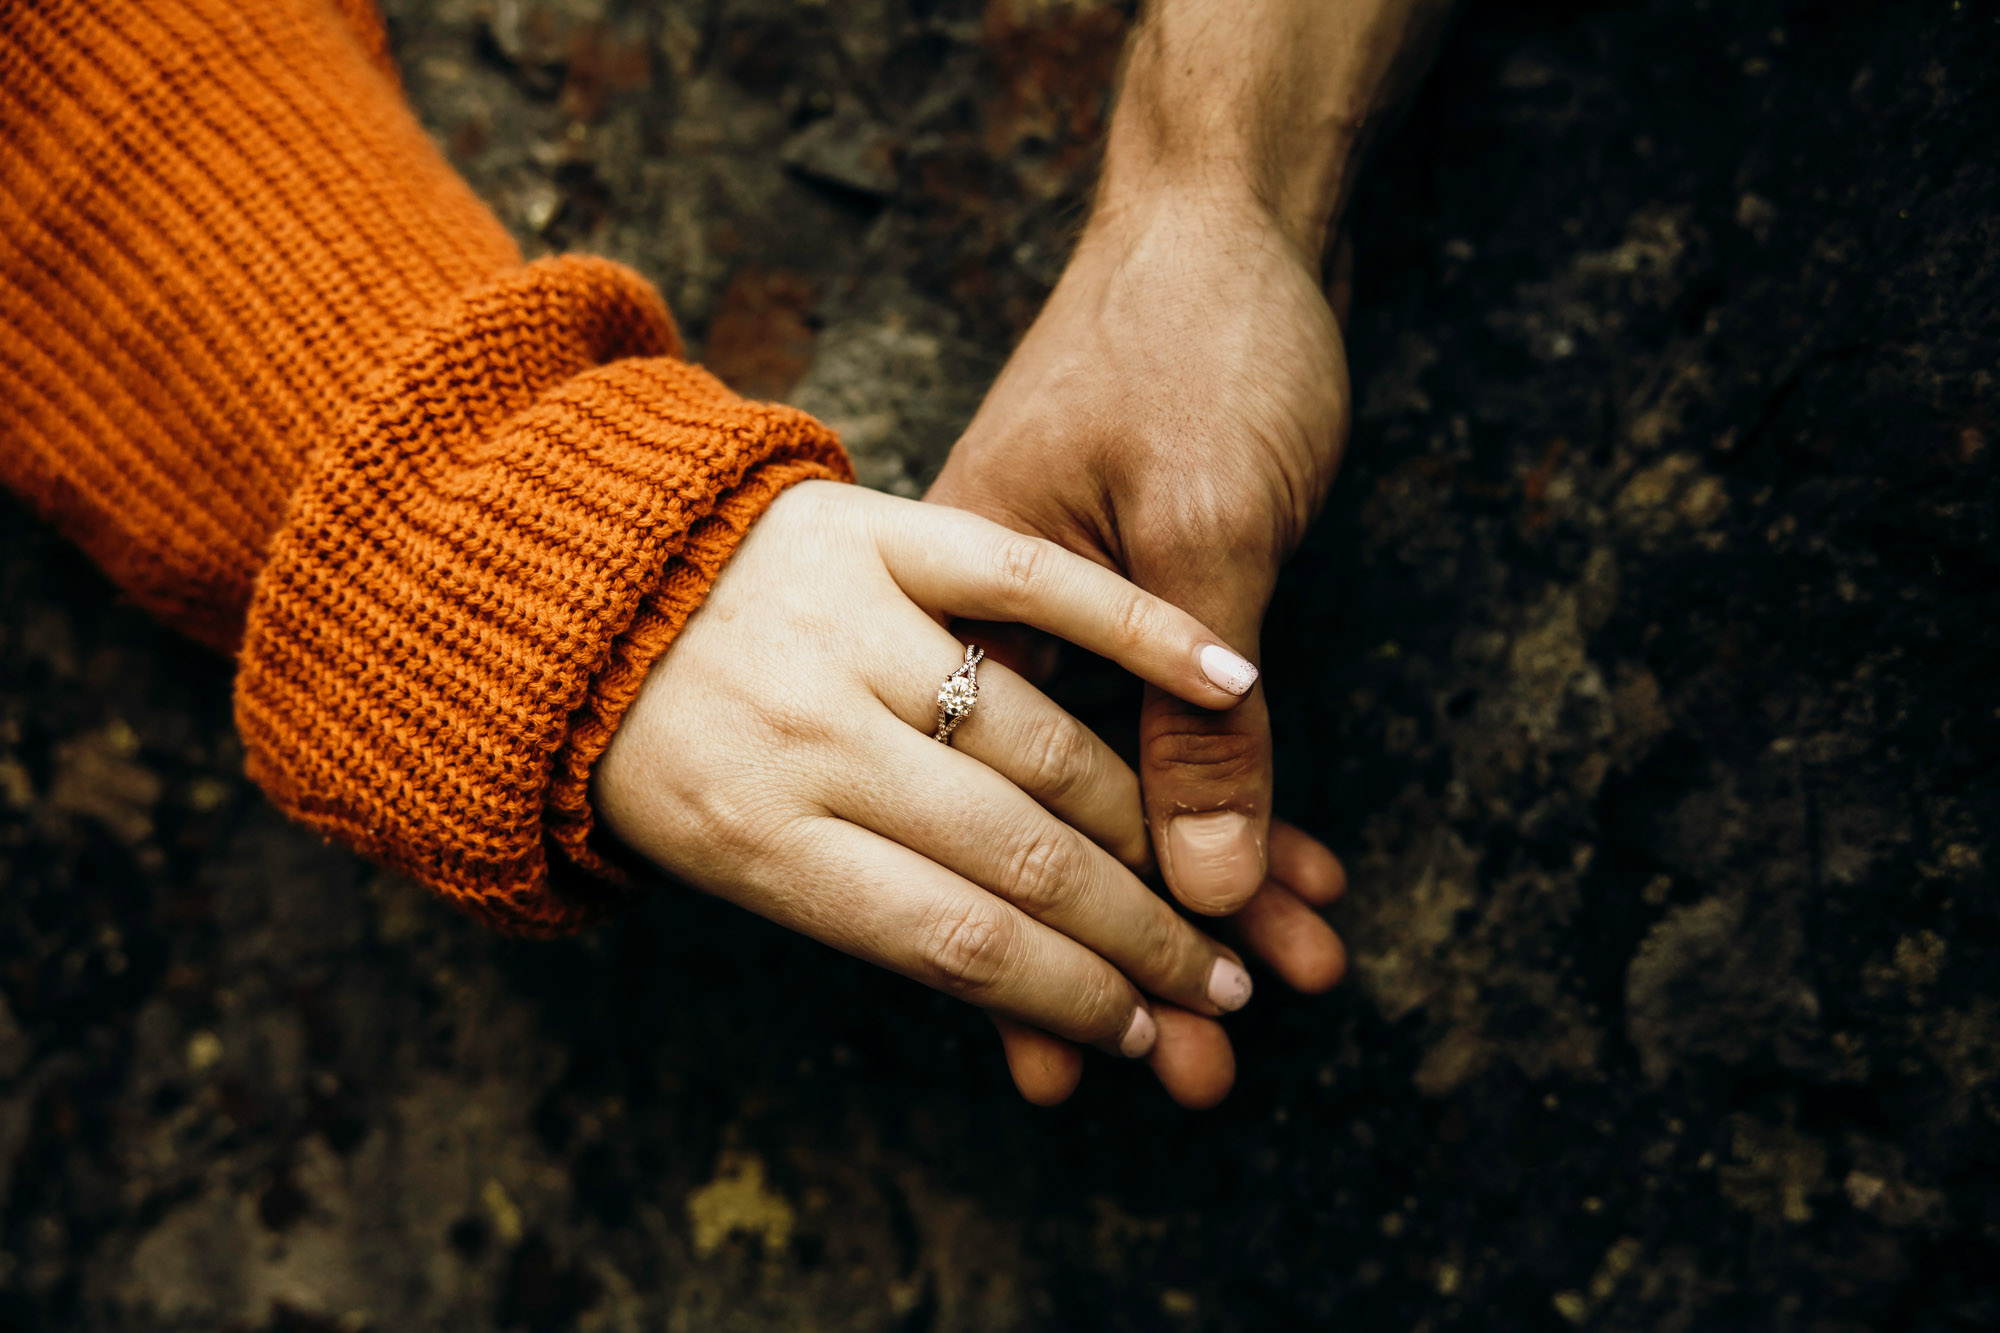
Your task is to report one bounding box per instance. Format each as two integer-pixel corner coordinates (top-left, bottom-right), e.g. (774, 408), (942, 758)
(1140, 671), (1273, 916)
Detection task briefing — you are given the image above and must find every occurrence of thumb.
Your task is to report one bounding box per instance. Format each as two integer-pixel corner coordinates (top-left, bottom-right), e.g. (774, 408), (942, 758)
(1136, 562), (1274, 916)
(1142, 677), (1273, 916)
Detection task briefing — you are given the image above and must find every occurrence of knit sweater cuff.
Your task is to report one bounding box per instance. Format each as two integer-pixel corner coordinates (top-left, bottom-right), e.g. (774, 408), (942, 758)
(233, 256), (850, 935)
(544, 454), (837, 886)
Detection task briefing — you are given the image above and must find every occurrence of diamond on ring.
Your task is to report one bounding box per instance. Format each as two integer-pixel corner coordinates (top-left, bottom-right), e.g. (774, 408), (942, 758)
(932, 644), (984, 744)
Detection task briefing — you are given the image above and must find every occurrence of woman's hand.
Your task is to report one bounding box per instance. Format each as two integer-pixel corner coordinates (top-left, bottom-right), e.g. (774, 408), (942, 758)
(594, 481), (1262, 1064)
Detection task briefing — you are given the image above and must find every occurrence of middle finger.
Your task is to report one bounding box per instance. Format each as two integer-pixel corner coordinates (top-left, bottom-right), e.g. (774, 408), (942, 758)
(835, 715), (1252, 1018)
(899, 648), (1153, 875)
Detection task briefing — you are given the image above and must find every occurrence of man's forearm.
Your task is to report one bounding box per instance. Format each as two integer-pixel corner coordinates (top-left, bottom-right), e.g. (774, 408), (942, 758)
(1096, 0), (1458, 259)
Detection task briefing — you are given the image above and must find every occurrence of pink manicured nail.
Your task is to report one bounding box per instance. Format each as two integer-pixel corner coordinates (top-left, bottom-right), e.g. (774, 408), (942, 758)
(1119, 1006), (1158, 1058)
(1208, 957), (1253, 1012)
(1198, 644), (1259, 696)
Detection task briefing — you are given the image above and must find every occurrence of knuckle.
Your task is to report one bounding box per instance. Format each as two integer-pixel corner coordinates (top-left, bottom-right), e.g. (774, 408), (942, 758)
(1133, 909), (1196, 989)
(1073, 970), (1129, 1044)
(1022, 711), (1091, 803)
(993, 534), (1050, 607)
(915, 902), (1015, 998)
(1003, 826), (1076, 917)
(1144, 721), (1265, 787)
(1111, 589), (1158, 650)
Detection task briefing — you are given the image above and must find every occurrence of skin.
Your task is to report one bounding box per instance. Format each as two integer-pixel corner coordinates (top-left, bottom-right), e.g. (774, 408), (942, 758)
(929, 0), (1457, 1105)
(594, 0), (1453, 1110)
(594, 483), (1270, 1057)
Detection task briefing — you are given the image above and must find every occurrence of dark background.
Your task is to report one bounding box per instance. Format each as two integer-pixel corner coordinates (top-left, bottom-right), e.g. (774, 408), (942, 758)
(1, 0), (1995, 1328)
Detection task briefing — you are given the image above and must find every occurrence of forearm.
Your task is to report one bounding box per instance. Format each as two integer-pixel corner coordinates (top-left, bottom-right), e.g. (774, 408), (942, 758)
(1096, 0), (1458, 257)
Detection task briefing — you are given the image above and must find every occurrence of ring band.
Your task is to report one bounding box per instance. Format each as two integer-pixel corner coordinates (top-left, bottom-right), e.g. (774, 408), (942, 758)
(932, 643), (984, 744)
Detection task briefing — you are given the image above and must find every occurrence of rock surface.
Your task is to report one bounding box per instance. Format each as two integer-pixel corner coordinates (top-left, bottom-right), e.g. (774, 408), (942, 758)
(0, 1), (1994, 1329)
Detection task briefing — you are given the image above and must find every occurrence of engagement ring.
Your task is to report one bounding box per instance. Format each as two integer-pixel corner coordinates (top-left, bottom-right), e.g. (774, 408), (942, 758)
(932, 644), (984, 744)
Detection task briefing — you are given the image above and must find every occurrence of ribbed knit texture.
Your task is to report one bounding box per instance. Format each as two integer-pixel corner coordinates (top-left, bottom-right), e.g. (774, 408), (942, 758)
(0, 0), (850, 933)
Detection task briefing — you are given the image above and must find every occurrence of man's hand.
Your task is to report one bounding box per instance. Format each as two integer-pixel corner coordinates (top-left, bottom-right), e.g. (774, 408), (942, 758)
(927, 0), (1456, 1105)
(935, 188), (1348, 903)
(928, 189), (1352, 1106)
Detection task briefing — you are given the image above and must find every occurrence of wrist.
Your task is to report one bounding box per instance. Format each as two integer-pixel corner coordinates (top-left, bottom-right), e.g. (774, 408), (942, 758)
(1092, 5), (1372, 262)
(1096, 129), (1360, 264)
(1078, 174), (1330, 285)
(1086, 171), (1333, 270)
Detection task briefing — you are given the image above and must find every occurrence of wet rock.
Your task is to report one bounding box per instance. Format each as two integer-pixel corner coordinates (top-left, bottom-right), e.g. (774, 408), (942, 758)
(786, 280), (994, 495)
(1842, 1139), (1947, 1230)
(1626, 894), (1826, 1085)
(781, 110), (902, 200)
(0, 993), (27, 1081)
(47, 724), (161, 844)
(1717, 1113), (1827, 1225)
(699, 266), (820, 401)
(1, 1), (1995, 1329)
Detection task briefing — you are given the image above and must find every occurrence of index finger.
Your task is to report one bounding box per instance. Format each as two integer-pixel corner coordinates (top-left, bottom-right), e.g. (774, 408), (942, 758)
(868, 495), (1259, 711)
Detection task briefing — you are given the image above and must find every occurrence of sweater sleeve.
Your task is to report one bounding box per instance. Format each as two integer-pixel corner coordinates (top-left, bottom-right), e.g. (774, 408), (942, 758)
(0, 0), (850, 934)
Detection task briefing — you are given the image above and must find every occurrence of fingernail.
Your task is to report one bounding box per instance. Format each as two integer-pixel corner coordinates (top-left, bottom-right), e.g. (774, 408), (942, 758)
(1119, 1005), (1158, 1058)
(1207, 957), (1253, 1012)
(1166, 811), (1262, 910)
(1198, 643), (1259, 696)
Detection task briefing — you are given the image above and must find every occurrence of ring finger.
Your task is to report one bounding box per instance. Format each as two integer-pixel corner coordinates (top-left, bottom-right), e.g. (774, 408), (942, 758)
(895, 647), (1153, 875)
(839, 714), (1252, 1018)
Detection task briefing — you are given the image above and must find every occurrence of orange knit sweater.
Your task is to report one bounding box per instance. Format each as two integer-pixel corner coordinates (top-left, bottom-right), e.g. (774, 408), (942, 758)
(0, 0), (850, 933)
